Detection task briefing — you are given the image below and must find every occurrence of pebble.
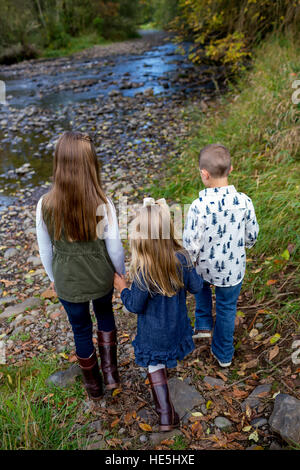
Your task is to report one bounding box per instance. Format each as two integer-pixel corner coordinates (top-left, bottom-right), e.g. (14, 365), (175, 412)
(4, 248), (18, 259)
(214, 416), (233, 432)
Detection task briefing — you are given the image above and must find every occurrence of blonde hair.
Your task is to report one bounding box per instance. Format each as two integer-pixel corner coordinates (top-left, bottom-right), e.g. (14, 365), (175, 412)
(130, 201), (190, 297)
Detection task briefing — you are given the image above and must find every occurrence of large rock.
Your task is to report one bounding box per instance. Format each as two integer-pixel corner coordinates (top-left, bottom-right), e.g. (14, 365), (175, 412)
(0, 297), (42, 321)
(269, 393), (300, 444)
(46, 364), (82, 388)
(168, 377), (205, 420)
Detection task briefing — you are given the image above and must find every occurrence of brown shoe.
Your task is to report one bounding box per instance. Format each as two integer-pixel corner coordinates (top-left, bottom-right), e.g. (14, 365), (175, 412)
(147, 367), (180, 432)
(97, 329), (120, 390)
(76, 348), (104, 401)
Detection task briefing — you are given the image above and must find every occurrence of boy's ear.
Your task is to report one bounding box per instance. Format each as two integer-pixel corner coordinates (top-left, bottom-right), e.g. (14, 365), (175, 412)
(229, 165), (233, 174)
(200, 168), (210, 179)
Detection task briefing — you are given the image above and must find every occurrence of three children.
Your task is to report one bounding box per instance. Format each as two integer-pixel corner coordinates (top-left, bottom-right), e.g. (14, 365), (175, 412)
(36, 135), (258, 429)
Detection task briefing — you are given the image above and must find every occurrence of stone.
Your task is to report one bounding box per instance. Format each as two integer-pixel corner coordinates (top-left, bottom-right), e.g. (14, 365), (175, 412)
(144, 88), (154, 96)
(84, 435), (106, 450)
(251, 417), (268, 428)
(203, 376), (225, 389)
(168, 377), (205, 420)
(46, 364), (82, 388)
(269, 441), (282, 450)
(149, 428), (182, 446)
(269, 393), (300, 444)
(4, 248), (18, 259)
(139, 434), (148, 443)
(241, 384), (272, 411)
(214, 417), (233, 432)
(0, 297), (42, 321)
(27, 255), (42, 266)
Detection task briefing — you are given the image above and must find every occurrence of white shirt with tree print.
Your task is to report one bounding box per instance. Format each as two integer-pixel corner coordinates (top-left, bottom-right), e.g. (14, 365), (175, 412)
(183, 185), (259, 287)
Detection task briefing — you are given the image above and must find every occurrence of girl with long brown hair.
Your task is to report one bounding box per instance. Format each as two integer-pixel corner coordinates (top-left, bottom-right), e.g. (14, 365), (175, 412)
(36, 131), (125, 401)
(114, 198), (202, 431)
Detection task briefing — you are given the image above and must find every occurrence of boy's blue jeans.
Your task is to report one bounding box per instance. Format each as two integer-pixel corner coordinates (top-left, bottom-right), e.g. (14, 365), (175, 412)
(194, 280), (242, 363)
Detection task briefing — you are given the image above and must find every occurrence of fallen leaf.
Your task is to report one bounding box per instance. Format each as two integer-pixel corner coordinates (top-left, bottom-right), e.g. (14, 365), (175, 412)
(270, 333), (281, 344)
(269, 344), (279, 361)
(266, 279), (277, 286)
(112, 388), (122, 397)
(233, 387), (248, 398)
(249, 430), (259, 442)
(249, 329), (259, 338)
(139, 422), (152, 432)
(111, 418), (120, 428)
(41, 288), (57, 299)
(161, 439), (174, 446)
(280, 249), (290, 261)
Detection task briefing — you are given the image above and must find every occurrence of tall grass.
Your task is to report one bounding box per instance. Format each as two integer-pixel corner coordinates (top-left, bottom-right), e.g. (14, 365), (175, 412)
(152, 34), (300, 326)
(0, 357), (88, 450)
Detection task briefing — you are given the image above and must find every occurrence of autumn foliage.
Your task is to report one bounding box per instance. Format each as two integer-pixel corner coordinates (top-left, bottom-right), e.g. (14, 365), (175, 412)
(170, 0), (300, 71)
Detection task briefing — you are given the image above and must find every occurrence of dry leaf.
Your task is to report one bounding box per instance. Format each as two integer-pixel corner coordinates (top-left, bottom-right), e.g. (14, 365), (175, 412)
(41, 288), (56, 299)
(161, 439), (174, 446)
(112, 388), (122, 397)
(111, 418), (120, 428)
(233, 387), (248, 398)
(139, 422), (152, 432)
(269, 344), (279, 361)
(266, 279), (277, 286)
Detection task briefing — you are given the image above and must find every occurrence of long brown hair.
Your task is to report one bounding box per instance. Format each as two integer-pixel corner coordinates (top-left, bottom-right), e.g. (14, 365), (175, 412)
(130, 201), (190, 297)
(43, 131), (107, 241)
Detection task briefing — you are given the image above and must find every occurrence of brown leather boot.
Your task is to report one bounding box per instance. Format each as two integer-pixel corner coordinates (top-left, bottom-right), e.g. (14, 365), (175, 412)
(147, 367), (180, 432)
(97, 329), (120, 390)
(76, 348), (104, 401)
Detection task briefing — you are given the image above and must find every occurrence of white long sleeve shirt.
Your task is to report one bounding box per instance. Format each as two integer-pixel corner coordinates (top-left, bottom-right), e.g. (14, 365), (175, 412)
(36, 196), (125, 283)
(183, 185), (259, 287)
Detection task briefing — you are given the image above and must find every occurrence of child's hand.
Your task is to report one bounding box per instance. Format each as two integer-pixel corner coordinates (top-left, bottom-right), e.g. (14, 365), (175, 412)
(114, 273), (127, 293)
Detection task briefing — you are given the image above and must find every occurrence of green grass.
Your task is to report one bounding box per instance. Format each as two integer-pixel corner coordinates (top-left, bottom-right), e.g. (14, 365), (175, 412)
(152, 33), (300, 330)
(0, 356), (89, 450)
(42, 33), (111, 59)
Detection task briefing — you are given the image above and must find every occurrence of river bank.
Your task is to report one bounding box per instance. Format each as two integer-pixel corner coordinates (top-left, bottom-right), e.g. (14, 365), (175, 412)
(0, 33), (299, 451)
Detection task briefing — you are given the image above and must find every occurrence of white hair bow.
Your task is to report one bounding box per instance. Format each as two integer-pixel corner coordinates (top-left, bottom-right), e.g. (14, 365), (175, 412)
(143, 197), (168, 209)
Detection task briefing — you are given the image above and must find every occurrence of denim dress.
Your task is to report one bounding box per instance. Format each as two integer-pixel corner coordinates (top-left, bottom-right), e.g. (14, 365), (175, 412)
(121, 252), (203, 368)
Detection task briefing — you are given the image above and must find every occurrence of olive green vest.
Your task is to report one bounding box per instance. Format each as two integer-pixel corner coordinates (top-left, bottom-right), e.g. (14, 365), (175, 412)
(42, 205), (115, 303)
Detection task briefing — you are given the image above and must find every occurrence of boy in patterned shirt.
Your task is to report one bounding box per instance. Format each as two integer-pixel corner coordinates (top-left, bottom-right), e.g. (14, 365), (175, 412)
(183, 144), (259, 367)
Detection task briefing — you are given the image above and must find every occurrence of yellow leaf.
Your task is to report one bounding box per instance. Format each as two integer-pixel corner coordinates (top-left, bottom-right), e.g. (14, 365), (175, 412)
(112, 388), (122, 397)
(249, 430), (259, 442)
(191, 412), (203, 417)
(206, 400), (213, 410)
(270, 334), (280, 345)
(59, 352), (68, 360)
(242, 425), (252, 432)
(281, 249), (290, 261)
(139, 422), (152, 432)
(7, 374), (12, 385)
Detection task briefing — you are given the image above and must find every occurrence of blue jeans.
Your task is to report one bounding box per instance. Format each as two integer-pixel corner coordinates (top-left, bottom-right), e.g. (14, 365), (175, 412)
(59, 289), (115, 359)
(194, 280), (242, 363)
